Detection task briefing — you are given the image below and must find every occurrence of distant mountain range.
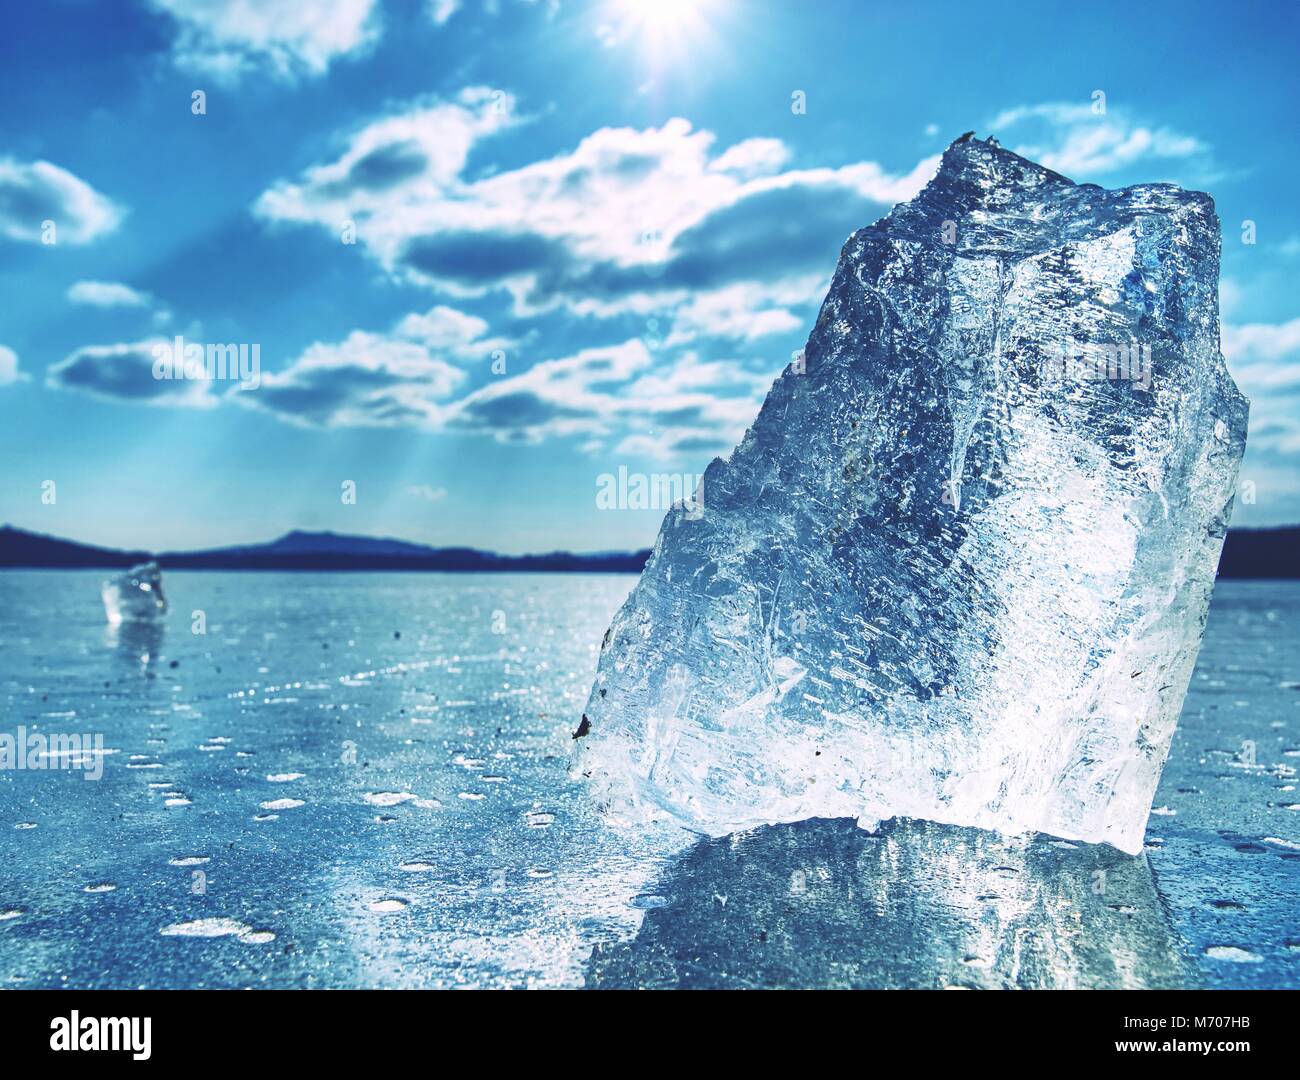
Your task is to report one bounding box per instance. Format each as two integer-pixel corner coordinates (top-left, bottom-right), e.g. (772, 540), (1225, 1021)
(1217, 527), (1299, 579)
(0, 526), (651, 573)
(0, 524), (1294, 577)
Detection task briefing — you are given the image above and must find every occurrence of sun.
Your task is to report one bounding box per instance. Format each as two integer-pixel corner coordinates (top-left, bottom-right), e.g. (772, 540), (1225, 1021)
(616, 0), (696, 30)
(606, 0), (726, 55)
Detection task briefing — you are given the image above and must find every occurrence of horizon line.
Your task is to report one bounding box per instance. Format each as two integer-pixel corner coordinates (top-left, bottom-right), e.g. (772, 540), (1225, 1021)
(0, 522), (655, 562)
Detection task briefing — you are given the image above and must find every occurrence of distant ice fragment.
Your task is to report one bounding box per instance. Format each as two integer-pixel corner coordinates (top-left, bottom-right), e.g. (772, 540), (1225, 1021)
(575, 136), (1248, 855)
(101, 561), (167, 624)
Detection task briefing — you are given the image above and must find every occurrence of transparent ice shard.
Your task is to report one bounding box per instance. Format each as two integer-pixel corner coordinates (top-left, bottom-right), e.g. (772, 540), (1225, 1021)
(575, 136), (1248, 855)
(102, 561), (167, 624)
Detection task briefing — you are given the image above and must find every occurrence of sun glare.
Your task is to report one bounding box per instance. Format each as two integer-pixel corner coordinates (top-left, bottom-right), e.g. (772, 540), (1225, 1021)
(619, 0), (696, 29)
(607, 0), (726, 58)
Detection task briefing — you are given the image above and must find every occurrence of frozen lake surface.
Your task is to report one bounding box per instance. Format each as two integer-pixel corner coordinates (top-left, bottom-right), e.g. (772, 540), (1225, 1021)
(0, 572), (1296, 988)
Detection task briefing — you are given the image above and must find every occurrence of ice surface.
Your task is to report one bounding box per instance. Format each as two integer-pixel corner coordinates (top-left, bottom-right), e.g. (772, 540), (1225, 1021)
(101, 561), (167, 624)
(574, 136), (1248, 855)
(0, 572), (1293, 987)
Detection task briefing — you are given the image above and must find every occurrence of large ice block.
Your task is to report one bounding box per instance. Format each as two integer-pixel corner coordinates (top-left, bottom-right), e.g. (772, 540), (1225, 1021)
(102, 561), (167, 624)
(574, 136), (1248, 854)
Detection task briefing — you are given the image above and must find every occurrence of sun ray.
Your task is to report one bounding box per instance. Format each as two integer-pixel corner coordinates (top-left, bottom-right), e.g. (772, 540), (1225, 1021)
(604, 0), (729, 66)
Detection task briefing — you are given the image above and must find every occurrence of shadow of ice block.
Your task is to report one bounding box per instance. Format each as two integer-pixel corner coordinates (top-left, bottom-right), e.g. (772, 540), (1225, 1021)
(101, 561), (167, 625)
(585, 817), (1186, 989)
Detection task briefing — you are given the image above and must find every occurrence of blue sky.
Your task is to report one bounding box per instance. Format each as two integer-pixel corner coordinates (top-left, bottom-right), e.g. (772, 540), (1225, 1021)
(1, 0), (1298, 553)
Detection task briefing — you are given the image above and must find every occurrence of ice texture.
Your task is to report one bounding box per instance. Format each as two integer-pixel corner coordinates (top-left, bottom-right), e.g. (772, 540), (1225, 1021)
(102, 561), (167, 624)
(574, 136), (1248, 855)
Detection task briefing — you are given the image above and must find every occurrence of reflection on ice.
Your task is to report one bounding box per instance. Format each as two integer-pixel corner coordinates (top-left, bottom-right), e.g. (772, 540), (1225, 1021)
(586, 818), (1186, 989)
(105, 616), (165, 673)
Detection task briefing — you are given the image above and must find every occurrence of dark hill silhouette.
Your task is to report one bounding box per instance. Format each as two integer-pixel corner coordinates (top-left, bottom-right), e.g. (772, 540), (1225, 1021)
(0, 525), (651, 573)
(0, 524), (1293, 577)
(1216, 527), (1300, 579)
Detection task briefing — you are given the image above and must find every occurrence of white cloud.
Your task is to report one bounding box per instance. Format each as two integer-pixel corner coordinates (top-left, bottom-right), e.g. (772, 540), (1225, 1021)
(234, 326), (770, 456)
(1221, 317), (1300, 462)
(0, 345), (25, 386)
(147, 0), (381, 81)
(256, 87), (515, 225)
(446, 340), (655, 443)
(989, 102), (1208, 178)
(234, 302), (505, 429)
(445, 339), (774, 458)
(1248, 416), (1300, 455)
(49, 301), (515, 429)
(664, 277), (822, 347)
(47, 340), (216, 407)
(430, 0), (556, 26)
(407, 484), (448, 501)
(255, 96), (939, 321)
(392, 304), (513, 359)
(1219, 277), (1245, 319)
(252, 96), (945, 452)
(708, 137), (791, 180)
(242, 330), (465, 429)
(67, 281), (152, 308)
(1223, 317), (1300, 366)
(1223, 317), (1300, 392)
(428, 0), (460, 24)
(0, 158), (122, 244)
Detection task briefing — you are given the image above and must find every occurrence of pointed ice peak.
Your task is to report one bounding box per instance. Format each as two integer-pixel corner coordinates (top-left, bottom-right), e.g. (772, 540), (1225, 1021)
(934, 131), (1070, 189)
(861, 132), (1216, 262)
